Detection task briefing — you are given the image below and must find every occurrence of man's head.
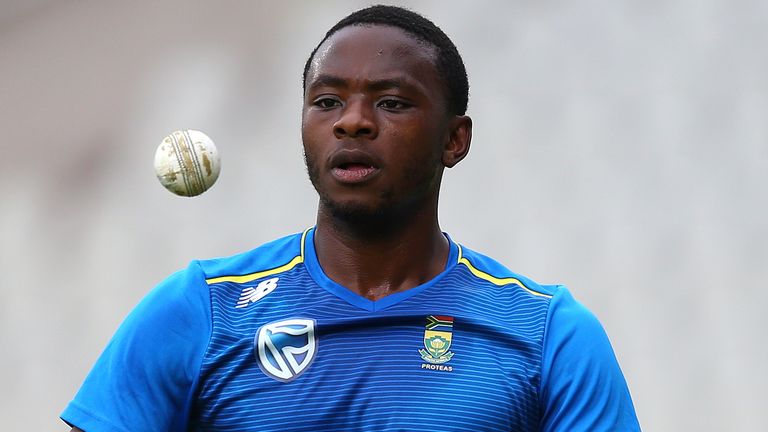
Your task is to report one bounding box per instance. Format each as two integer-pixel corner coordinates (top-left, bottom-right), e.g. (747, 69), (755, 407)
(303, 5), (469, 116)
(301, 6), (472, 230)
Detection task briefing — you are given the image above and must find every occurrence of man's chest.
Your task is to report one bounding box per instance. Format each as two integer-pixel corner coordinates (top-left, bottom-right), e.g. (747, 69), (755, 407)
(193, 274), (547, 431)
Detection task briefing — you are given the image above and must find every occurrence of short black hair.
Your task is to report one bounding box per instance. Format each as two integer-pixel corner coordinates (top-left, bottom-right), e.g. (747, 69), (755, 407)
(302, 5), (469, 116)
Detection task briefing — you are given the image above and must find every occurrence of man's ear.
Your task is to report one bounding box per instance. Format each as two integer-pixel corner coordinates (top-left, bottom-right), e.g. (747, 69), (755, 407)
(442, 115), (472, 168)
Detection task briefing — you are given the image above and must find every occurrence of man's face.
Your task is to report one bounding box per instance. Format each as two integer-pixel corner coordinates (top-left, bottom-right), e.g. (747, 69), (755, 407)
(302, 25), (452, 222)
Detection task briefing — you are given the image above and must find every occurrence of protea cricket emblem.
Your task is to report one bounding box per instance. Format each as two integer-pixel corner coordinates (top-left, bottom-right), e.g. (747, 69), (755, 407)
(419, 315), (455, 364)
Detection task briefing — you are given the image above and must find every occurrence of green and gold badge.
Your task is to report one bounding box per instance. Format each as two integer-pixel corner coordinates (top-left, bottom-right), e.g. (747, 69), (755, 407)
(419, 315), (455, 364)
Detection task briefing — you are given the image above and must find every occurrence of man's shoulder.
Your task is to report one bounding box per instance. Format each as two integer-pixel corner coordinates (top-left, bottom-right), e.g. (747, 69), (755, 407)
(456, 243), (561, 299)
(196, 230), (307, 283)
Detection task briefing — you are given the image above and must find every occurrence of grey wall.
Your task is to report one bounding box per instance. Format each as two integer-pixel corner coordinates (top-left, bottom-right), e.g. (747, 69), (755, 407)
(1, 1), (766, 430)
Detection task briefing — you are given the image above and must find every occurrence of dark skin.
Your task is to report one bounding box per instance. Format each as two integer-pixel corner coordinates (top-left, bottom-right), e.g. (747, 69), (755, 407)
(302, 25), (472, 300)
(68, 24), (471, 432)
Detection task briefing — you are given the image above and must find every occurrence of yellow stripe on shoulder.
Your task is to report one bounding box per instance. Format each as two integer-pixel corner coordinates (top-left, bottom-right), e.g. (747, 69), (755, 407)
(205, 228), (310, 285)
(205, 255), (303, 285)
(456, 244), (553, 299)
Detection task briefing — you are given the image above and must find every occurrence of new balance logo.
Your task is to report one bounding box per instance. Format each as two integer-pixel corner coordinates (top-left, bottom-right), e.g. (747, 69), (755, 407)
(236, 277), (279, 308)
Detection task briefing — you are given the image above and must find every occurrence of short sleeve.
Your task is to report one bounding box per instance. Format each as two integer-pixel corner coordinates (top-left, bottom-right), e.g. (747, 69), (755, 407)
(60, 261), (212, 432)
(538, 286), (641, 431)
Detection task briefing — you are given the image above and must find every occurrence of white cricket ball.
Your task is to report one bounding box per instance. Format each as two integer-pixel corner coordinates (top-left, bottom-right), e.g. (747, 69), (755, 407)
(154, 129), (221, 197)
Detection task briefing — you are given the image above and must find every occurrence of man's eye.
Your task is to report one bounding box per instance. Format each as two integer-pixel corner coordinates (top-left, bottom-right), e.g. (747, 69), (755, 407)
(314, 98), (341, 108)
(378, 99), (410, 110)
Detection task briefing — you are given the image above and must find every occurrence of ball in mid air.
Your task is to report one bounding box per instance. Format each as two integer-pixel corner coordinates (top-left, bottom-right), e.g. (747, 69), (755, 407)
(154, 129), (221, 197)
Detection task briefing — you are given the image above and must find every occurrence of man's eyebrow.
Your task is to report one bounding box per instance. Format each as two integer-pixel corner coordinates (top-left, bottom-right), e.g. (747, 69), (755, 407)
(307, 75), (421, 93)
(367, 78), (412, 92)
(308, 74), (348, 90)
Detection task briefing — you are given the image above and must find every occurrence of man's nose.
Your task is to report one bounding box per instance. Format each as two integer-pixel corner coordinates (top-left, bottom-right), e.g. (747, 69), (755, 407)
(333, 99), (378, 139)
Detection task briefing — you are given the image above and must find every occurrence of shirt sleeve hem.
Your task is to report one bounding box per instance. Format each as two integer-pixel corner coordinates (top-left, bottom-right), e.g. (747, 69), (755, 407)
(61, 400), (132, 432)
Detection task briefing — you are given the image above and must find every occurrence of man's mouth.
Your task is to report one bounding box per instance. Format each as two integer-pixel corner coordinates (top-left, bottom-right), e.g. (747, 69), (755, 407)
(328, 149), (381, 184)
(332, 163), (379, 183)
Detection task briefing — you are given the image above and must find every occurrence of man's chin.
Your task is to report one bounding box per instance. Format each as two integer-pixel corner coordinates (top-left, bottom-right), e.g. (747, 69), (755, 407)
(323, 198), (389, 225)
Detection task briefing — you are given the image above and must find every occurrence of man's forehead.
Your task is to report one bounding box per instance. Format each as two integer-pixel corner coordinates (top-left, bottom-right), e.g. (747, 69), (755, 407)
(308, 24), (438, 80)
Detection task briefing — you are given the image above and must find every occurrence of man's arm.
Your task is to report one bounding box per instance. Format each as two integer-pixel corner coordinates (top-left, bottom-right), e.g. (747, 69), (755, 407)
(60, 262), (212, 432)
(538, 286), (641, 431)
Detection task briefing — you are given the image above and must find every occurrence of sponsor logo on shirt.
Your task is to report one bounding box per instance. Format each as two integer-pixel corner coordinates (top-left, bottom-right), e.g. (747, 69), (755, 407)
(236, 277), (279, 308)
(419, 315), (454, 372)
(255, 318), (317, 382)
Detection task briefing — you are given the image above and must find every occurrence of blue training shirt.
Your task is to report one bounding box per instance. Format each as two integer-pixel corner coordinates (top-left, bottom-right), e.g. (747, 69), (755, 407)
(61, 228), (640, 431)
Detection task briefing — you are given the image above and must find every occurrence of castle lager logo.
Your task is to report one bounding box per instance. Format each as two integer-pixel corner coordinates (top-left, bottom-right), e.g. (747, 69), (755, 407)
(419, 315), (455, 365)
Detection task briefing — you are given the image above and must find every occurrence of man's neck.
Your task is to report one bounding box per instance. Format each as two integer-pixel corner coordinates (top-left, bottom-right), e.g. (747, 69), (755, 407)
(313, 206), (449, 301)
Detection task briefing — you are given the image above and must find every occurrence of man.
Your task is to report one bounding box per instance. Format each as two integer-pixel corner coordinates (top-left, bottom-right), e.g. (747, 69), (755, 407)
(62, 5), (640, 431)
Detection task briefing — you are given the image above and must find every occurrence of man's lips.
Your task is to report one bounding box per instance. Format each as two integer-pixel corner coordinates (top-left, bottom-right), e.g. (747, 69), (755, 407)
(332, 163), (379, 183)
(328, 150), (381, 184)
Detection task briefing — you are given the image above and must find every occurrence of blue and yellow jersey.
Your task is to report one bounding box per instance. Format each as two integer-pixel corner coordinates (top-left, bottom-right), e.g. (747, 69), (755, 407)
(62, 228), (640, 431)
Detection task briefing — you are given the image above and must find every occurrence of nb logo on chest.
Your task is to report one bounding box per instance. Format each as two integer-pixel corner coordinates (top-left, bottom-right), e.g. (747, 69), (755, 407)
(236, 277), (279, 308)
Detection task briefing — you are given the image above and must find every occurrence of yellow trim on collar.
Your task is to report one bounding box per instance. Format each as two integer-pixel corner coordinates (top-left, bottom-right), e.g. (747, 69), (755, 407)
(204, 228), (310, 285)
(456, 244), (553, 299)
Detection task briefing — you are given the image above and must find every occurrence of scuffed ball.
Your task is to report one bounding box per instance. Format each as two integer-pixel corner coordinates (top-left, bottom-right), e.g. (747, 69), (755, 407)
(154, 129), (221, 197)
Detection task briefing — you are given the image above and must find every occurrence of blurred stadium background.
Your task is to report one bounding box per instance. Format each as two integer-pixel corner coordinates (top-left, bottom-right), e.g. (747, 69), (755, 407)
(1, 0), (766, 430)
